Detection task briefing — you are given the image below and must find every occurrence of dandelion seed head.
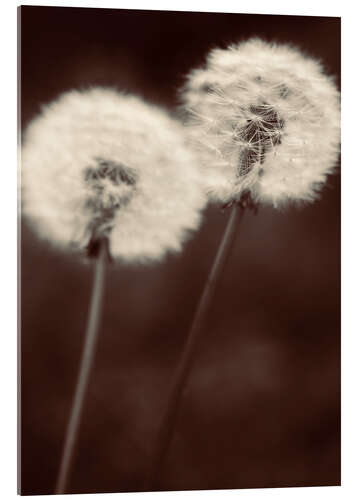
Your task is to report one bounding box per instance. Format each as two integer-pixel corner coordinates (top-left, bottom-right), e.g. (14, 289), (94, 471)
(182, 38), (340, 207)
(21, 88), (206, 262)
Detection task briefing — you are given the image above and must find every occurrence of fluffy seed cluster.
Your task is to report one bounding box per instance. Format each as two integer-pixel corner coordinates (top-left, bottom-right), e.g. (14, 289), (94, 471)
(21, 88), (206, 263)
(182, 38), (340, 207)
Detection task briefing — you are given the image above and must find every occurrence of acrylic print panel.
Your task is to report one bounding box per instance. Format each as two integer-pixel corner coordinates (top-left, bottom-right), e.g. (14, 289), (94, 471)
(19, 6), (341, 495)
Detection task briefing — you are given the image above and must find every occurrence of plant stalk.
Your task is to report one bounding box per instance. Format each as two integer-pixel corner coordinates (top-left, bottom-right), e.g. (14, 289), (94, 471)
(150, 203), (244, 489)
(55, 239), (107, 494)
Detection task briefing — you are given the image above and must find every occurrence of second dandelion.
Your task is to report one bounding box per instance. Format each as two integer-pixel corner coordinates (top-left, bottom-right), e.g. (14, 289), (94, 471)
(182, 38), (340, 207)
(149, 39), (341, 487)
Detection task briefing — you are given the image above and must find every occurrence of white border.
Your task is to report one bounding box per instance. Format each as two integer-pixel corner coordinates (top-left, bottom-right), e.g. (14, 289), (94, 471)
(10, 0), (344, 16)
(2, 1), (356, 499)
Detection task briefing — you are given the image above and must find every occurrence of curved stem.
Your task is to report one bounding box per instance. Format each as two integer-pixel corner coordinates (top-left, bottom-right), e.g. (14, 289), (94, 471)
(55, 240), (107, 494)
(150, 204), (244, 489)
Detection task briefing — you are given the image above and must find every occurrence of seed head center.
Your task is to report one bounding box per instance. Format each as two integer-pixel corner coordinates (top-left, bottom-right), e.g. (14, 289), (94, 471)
(237, 102), (284, 177)
(84, 157), (137, 242)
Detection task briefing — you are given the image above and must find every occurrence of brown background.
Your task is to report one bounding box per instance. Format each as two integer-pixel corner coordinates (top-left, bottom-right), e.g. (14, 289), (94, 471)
(19, 6), (340, 495)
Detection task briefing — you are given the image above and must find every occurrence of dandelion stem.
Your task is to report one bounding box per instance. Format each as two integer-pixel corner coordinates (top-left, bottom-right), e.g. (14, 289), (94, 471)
(55, 239), (107, 494)
(150, 203), (244, 489)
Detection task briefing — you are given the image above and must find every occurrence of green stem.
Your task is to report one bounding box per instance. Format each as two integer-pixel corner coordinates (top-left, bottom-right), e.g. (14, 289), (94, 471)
(150, 203), (244, 489)
(55, 239), (107, 494)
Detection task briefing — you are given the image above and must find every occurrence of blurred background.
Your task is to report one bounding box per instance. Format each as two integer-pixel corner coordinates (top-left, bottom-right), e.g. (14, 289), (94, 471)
(19, 6), (340, 495)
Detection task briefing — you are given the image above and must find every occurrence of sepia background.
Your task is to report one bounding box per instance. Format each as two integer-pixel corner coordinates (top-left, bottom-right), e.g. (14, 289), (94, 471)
(19, 6), (340, 495)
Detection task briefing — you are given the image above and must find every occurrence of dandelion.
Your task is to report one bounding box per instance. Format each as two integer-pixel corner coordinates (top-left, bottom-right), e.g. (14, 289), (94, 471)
(150, 40), (340, 487)
(21, 87), (205, 263)
(182, 38), (340, 207)
(21, 87), (206, 493)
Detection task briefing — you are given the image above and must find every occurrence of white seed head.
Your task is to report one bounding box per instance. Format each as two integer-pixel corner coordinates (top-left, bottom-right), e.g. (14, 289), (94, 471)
(182, 38), (340, 207)
(21, 88), (206, 263)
